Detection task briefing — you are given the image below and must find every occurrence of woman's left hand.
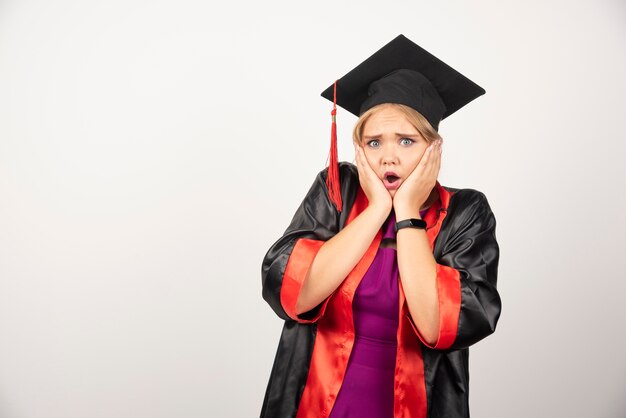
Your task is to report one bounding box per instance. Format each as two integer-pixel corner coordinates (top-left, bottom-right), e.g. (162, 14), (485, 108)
(393, 139), (442, 215)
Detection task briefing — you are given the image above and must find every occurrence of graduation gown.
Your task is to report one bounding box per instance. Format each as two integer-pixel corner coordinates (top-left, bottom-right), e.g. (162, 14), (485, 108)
(261, 162), (501, 418)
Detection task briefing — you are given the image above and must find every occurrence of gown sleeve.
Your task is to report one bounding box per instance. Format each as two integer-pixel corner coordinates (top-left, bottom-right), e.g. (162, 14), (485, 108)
(409, 189), (501, 350)
(261, 167), (342, 324)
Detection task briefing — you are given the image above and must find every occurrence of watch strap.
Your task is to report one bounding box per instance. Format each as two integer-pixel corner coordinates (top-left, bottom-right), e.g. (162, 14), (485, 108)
(394, 218), (427, 232)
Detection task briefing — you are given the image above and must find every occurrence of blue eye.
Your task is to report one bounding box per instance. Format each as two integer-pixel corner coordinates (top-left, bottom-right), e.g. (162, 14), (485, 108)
(400, 138), (414, 146)
(366, 139), (380, 148)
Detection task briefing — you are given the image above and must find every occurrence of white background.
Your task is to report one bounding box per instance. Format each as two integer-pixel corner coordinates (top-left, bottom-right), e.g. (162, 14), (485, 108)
(1, 0), (625, 417)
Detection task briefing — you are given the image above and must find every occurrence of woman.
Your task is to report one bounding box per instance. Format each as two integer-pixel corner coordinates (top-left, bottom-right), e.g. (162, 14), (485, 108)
(261, 35), (501, 418)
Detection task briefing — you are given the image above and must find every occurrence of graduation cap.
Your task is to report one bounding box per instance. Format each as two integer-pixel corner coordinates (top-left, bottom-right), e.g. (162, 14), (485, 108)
(320, 34), (485, 212)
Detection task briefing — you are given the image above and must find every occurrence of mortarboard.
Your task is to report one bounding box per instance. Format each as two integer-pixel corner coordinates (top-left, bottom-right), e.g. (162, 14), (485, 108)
(320, 34), (486, 212)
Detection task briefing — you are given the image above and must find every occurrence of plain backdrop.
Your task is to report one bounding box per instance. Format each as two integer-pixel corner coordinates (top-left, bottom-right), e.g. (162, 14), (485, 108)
(1, 0), (625, 417)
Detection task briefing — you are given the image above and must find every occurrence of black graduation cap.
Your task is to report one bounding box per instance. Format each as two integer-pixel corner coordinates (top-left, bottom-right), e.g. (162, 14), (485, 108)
(320, 34), (485, 131)
(320, 34), (485, 213)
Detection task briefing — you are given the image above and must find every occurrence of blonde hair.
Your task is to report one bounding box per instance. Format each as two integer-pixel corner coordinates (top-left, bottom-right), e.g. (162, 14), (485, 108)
(352, 103), (443, 145)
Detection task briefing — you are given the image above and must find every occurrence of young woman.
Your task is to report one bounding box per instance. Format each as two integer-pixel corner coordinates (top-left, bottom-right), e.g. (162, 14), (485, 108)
(261, 35), (501, 418)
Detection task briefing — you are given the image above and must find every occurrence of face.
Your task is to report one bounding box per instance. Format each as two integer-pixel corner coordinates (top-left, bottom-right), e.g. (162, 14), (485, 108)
(360, 106), (430, 197)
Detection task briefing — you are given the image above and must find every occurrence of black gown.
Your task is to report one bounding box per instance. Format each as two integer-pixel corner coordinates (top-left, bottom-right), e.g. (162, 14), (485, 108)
(261, 162), (501, 418)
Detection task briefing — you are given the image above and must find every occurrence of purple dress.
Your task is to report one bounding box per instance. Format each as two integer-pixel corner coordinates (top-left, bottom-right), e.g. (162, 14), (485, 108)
(329, 209), (428, 418)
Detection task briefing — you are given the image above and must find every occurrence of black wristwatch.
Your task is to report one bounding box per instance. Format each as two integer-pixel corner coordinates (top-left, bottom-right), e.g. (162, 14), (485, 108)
(394, 218), (427, 232)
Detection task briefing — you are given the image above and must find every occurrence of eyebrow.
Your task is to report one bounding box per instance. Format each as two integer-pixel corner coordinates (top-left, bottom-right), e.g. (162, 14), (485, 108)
(363, 132), (421, 139)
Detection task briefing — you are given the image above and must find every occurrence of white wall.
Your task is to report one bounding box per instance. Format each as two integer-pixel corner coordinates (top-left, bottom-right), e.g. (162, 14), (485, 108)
(1, 0), (625, 417)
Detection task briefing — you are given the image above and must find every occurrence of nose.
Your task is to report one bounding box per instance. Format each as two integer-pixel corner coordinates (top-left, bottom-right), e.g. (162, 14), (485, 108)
(381, 148), (398, 166)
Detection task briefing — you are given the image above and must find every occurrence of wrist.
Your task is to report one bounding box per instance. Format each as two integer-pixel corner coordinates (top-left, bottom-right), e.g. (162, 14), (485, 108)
(366, 200), (392, 221)
(394, 205), (423, 220)
(369, 194), (392, 210)
(395, 218), (427, 233)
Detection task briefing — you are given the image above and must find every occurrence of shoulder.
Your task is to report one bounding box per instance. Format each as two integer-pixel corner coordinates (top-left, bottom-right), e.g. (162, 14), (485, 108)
(313, 162), (360, 198)
(311, 162), (360, 220)
(445, 186), (488, 208)
(436, 186), (498, 249)
(443, 186), (495, 222)
(316, 162), (358, 183)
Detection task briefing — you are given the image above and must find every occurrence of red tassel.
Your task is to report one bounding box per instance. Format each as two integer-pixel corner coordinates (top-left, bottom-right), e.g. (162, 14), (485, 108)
(326, 80), (342, 212)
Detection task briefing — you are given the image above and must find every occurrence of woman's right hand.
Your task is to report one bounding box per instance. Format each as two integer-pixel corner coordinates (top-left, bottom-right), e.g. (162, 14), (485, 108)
(354, 144), (393, 213)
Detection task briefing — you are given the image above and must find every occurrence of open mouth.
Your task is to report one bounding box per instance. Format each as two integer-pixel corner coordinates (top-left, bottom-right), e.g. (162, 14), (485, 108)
(383, 172), (401, 189)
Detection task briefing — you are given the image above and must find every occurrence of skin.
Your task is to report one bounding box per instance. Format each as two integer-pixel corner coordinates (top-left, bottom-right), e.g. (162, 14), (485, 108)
(296, 105), (443, 345)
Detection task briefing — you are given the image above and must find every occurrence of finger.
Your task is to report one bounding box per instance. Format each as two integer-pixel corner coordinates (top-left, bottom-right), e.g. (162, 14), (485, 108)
(429, 141), (442, 179)
(354, 153), (369, 192)
(419, 142), (440, 180)
(419, 142), (435, 168)
(355, 144), (365, 165)
(355, 145), (364, 167)
(354, 146), (364, 175)
(425, 141), (440, 169)
(357, 146), (376, 178)
(428, 140), (441, 164)
(355, 146), (371, 181)
(435, 140), (442, 170)
(354, 144), (361, 169)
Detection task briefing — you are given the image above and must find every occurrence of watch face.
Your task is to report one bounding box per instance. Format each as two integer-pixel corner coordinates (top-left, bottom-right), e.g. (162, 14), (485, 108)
(410, 219), (427, 228)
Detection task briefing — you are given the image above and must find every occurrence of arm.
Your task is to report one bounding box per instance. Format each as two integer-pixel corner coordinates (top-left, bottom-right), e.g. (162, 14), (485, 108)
(262, 164), (369, 323)
(296, 202), (389, 315)
(407, 190), (501, 350)
(394, 207), (440, 346)
(291, 144), (394, 314)
(391, 139), (444, 346)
